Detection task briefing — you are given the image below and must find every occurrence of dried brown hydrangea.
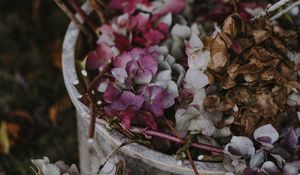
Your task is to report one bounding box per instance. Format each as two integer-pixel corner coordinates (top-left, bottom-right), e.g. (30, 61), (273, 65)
(203, 14), (299, 135)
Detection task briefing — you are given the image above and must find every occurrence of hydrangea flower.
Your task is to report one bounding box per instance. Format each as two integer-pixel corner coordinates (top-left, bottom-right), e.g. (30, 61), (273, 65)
(112, 47), (158, 86)
(101, 45), (182, 129)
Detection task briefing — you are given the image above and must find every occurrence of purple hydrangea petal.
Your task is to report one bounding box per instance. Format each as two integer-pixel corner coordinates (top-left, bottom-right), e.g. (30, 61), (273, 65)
(111, 101), (128, 111)
(103, 84), (122, 103)
(287, 128), (299, 149)
(113, 52), (133, 68)
(104, 105), (118, 117)
(141, 86), (164, 117)
(149, 100), (164, 117)
(130, 47), (146, 60)
(120, 91), (144, 111)
(256, 136), (272, 144)
(139, 55), (158, 75)
(163, 91), (175, 108)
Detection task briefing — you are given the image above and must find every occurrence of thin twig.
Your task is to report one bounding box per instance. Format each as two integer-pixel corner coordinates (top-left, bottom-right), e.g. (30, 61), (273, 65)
(163, 118), (200, 175)
(88, 0), (106, 24)
(68, 0), (98, 31)
(253, 0), (292, 20)
(97, 140), (149, 174)
(53, 0), (95, 48)
(87, 64), (111, 139)
(130, 128), (224, 154)
(270, 0), (300, 20)
(53, 0), (93, 42)
(163, 118), (184, 143)
(187, 150), (200, 175)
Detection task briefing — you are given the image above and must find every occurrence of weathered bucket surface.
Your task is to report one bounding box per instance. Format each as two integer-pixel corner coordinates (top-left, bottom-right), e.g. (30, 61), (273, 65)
(62, 3), (226, 175)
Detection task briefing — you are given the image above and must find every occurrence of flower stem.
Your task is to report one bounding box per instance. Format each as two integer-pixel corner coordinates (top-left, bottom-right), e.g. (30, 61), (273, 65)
(130, 128), (224, 154)
(187, 150), (200, 175)
(87, 64), (111, 139)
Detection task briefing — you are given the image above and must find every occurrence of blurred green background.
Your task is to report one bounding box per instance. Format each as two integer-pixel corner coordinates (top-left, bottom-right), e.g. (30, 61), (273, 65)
(0, 0), (78, 174)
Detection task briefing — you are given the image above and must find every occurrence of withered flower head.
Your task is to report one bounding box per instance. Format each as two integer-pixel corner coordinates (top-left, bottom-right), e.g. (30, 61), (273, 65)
(204, 14), (299, 135)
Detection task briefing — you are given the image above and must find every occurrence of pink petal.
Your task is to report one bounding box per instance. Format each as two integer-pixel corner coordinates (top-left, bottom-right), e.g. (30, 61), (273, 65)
(108, 0), (150, 14)
(143, 28), (165, 45)
(115, 34), (131, 52)
(86, 43), (113, 71)
(113, 52), (133, 68)
(130, 12), (150, 30)
(120, 109), (136, 129)
(138, 111), (157, 130)
(130, 47), (147, 60)
(139, 55), (158, 74)
(157, 22), (169, 35)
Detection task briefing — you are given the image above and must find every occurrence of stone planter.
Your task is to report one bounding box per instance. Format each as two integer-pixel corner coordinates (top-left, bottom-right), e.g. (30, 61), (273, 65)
(62, 2), (226, 175)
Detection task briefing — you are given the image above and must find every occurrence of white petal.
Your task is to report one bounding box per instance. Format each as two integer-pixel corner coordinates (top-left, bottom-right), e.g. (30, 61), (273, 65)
(111, 68), (128, 84)
(250, 150), (265, 168)
(213, 127), (231, 138)
(175, 106), (200, 132)
(270, 153), (285, 168)
(159, 13), (172, 26)
(171, 24), (191, 39)
(191, 89), (206, 111)
(231, 136), (255, 157)
(189, 32), (204, 49)
(184, 69), (209, 90)
(188, 117), (215, 136)
(171, 39), (184, 59)
(42, 163), (60, 175)
(261, 161), (281, 175)
(165, 55), (176, 66)
(283, 164), (298, 175)
(232, 159), (247, 174)
(254, 124), (279, 148)
(187, 50), (210, 70)
(166, 80), (179, 97)
(190, 23), (200, 36)
(155, 70), (172, 81)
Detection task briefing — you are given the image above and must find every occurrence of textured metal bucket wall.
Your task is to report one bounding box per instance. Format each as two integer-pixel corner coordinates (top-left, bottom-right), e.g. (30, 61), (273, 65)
(61, 2), (226, 175)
